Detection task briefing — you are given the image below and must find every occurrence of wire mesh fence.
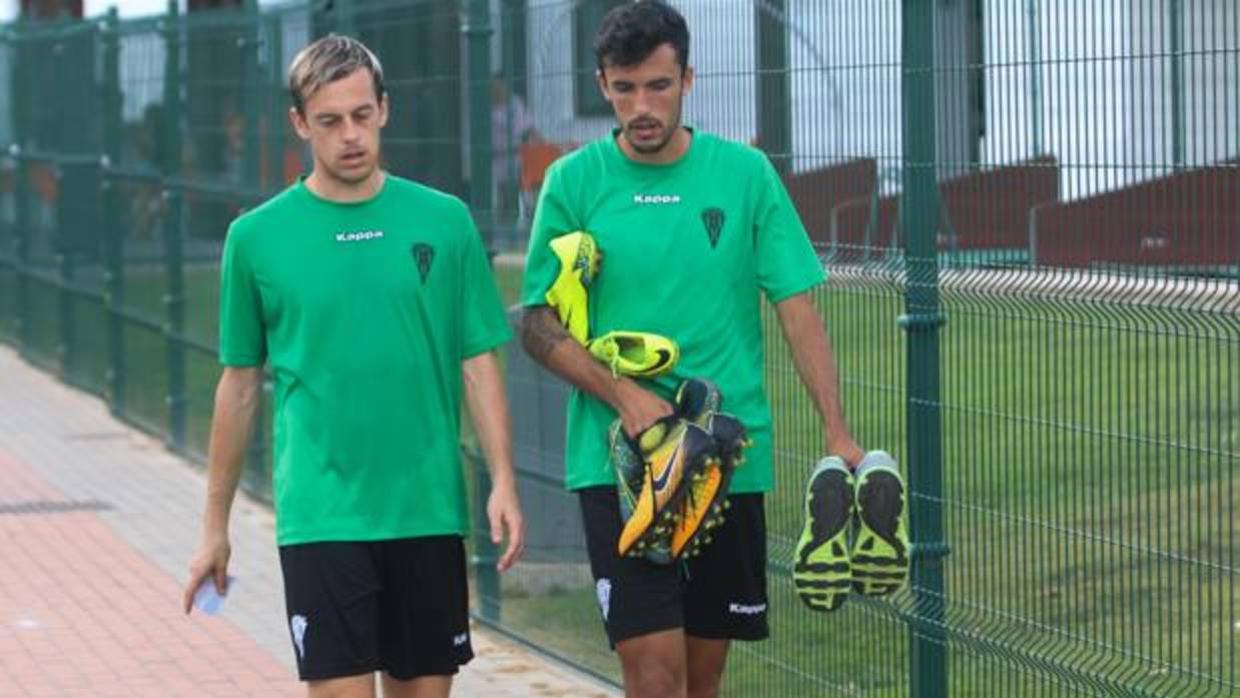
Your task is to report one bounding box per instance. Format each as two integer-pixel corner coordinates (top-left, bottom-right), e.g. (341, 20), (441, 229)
(0, 1), (1236, 695)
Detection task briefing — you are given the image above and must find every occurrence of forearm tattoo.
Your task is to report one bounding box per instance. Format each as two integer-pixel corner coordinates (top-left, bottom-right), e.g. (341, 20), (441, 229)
(520, 306), (570, 363)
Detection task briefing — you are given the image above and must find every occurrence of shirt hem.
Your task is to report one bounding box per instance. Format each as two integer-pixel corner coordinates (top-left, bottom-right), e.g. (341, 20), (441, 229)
(275, 526), (469, 547)
(463, 331), (513, 359)
(218, 354), (264, 367)
(765, 275), (826, 305)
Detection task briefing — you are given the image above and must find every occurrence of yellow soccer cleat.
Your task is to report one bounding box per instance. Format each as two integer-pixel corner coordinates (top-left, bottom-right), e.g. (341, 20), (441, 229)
(793, 456), (856, 612)
(587, 331), (680, 379)
(610, 420), (672, 565)
(850, 450), (910, 597)
(545, 231), (600, 344)
(616, 419), (712, 558)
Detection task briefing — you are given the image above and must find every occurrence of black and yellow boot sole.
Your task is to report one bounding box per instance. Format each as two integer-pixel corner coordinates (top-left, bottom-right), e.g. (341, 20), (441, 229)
(850, 451), (910, 597)
(793, 457), (855, 612)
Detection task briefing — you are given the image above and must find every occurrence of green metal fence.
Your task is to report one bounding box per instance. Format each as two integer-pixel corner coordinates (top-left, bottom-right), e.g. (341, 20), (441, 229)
(1, 1), (1236, 696)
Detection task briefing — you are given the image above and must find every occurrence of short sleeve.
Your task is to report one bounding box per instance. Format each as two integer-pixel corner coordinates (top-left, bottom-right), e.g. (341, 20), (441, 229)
(754, 154), (826, 303)
(460, 208), (513, 358)
(520, 161), (579, 308)
(218, 223), (266, 366)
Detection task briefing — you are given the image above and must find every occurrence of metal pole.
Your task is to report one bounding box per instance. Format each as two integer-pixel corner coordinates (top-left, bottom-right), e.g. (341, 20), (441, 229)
(101, 6), (126, 415)
(11, 24), (31, 358)
(755, 0), (792, 174)
(334, 0), (356, 38)
(266, 10), (286, 193)
(464, 0), (500, 624)
(53, 32), (76, 381)
(1169, 0), (1184, 171)
(900, 1), (948, 696)
(1027, 0), (1042, 156)
(162, 0), (187, 451)
(242, 0), (262, 192)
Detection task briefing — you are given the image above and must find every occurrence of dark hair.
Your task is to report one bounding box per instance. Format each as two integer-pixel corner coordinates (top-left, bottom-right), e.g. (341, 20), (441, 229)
(594, 1), (690, 73)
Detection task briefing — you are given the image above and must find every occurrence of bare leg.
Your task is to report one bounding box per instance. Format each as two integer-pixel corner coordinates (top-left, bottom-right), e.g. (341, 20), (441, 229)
(685, 636), (730, 698)
(616, 628), (688, 698)
(308, 672), (376, 698)
(379, 673), (452, 698)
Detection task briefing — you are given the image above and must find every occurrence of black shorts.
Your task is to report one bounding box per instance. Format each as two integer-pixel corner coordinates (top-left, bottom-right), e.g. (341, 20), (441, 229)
(278, 536), (474, 681)
(579, 487), (769, 647)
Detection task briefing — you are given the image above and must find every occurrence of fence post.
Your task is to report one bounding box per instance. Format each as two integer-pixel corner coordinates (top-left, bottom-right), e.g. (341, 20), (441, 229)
(100, 7), (125, 415)
(755, 0), (792, 175)
(241, 0), (261, 192)
(161, 0), (187, 451)
(56, 22), (98, 385)
(464, 0), (500, 624)
(333, 0), (356, 38)
(1169, 0), (1184, 171)
(11, 23), (31, 359)
(54, 38), (77, 382)
(900, 1), (948, 696)
(239, 0), (270, 494)
(263, 8), (285, 195)
(1026, 0), (1042, 157)
(12, 156), (30, 357)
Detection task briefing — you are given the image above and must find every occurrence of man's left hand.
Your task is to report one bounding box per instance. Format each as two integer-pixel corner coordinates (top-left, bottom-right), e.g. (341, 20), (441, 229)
(829, 432), (865, 470)
(487, 477), (526, 572)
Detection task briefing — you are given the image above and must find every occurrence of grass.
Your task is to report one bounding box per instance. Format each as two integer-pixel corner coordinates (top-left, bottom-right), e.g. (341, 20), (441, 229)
(491, 258), (1239, 696)
(3, 255), (1236, 696)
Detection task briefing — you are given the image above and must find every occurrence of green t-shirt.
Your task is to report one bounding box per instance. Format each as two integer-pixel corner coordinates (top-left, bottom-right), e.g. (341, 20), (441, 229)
(219, 175), (511, 545)
(520, 130), (824, 493)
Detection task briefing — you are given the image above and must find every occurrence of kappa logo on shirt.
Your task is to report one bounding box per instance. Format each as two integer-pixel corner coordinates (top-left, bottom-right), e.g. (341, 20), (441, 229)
(633, 193), (682, 205)
(411, 243), (435, 284)
(335, 229), (385, 243)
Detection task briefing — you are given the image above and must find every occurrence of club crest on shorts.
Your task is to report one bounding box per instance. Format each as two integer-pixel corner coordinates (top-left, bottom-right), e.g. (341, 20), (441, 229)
(290, 614), (308, 660)
(596, 578), (612, 621)
(411, 243), (435, 284)
(700, 207), (725, 248)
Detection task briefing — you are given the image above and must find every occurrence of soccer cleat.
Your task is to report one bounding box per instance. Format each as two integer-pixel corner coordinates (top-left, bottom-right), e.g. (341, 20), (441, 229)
(616, 420), (712, 558)
(545, 231), (600, 344)
(669, 412), (747, 559)
(850, 451), (910, 596)
(674, 377), (722, 426)
(793, 457), (856, 612)
(587, 331), (679, 379)
(609, 419), (672, 564)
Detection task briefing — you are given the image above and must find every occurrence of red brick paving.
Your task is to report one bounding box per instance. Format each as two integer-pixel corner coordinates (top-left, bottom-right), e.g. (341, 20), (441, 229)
(0, 449), (300, 697)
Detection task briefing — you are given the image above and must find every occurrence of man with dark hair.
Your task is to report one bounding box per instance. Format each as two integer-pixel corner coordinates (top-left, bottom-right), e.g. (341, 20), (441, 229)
(518, 2), (904, 697)
(183, 35), (525, 698)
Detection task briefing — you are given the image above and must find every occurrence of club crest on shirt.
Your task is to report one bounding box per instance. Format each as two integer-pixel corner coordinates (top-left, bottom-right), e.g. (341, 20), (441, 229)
(412, 243), (435, 284)
(701, 207), (725, 248)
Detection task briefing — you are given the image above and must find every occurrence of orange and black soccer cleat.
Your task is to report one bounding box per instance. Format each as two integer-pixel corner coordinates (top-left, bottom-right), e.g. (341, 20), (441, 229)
(616, 419), (714, 559)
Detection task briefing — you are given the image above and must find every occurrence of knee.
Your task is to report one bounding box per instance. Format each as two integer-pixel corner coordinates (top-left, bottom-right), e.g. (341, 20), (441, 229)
(627, 660), (686, 698)
(633, 671), (685, 698)
(687, 675), (722, 698)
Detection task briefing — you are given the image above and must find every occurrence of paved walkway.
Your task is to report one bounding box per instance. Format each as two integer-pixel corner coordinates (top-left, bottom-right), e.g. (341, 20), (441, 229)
(0, 346), (619, 697)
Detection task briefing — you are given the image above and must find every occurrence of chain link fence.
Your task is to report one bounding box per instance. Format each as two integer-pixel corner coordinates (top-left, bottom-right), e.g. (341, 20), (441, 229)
(1, 1), (1236, 695)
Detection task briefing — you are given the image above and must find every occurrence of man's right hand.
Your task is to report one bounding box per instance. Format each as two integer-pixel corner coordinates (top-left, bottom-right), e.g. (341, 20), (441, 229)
(612, 379), (675, 439)
(183, 533), (232, 614)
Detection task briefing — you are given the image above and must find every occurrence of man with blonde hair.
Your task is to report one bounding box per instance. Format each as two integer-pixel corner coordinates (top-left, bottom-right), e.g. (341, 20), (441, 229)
(184, 35), (524, 698)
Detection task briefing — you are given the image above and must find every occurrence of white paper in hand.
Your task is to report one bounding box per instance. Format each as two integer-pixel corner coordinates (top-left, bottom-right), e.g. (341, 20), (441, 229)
(193, 576), (236, 615)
